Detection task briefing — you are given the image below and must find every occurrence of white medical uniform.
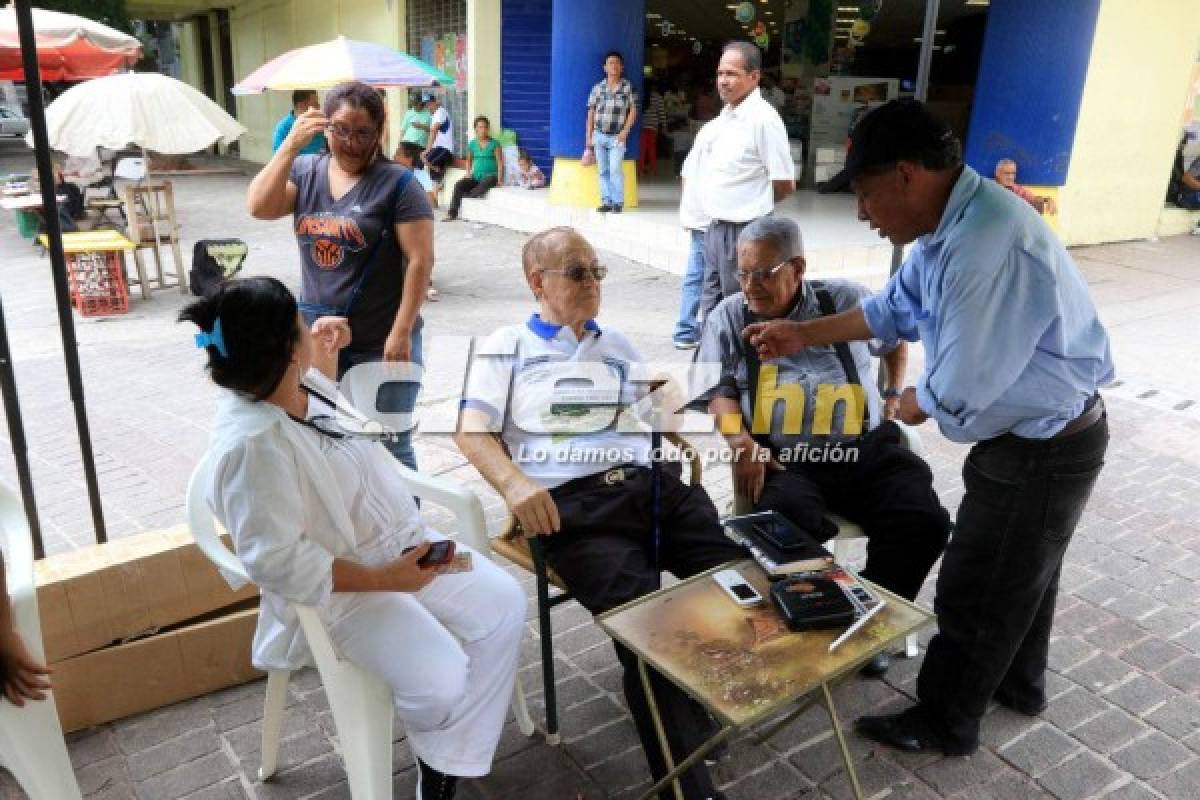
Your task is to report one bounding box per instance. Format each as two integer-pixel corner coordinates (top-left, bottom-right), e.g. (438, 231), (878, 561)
(203, 388), (524, 777)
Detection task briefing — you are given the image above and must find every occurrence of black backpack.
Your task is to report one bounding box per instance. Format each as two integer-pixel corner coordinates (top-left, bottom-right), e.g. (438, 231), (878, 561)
(190, 239), (248, 296)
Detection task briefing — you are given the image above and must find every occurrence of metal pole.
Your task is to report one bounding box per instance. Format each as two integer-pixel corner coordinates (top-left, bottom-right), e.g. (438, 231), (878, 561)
(0, 296), (45, 559)
(14, 0), (108, 545)
(914, 0), (941, 102)
(886, 0), (941, 278)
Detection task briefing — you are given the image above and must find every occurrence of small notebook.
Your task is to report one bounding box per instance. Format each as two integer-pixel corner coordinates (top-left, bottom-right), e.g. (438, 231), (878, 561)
(768, 575), (857, 632)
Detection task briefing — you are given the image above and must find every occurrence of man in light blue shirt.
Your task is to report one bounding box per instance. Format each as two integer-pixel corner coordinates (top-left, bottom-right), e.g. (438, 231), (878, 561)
(272, 89), (326, 155)
(746, 100), (1113, 756)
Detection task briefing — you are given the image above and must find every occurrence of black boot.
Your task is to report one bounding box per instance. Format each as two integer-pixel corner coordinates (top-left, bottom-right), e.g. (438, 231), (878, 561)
(416, 758), (458, 800)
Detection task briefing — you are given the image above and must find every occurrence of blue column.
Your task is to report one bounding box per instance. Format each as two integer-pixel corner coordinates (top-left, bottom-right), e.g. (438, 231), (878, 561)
(549, 0), (645, 158)
(963, 0), (1101, 186)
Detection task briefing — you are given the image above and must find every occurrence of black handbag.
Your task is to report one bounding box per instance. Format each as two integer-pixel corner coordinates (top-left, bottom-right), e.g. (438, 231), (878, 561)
(189, 239), (248, 297)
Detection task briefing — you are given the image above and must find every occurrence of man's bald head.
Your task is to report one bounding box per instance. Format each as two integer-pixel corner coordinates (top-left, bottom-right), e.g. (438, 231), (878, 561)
(521, 226), (590, 283)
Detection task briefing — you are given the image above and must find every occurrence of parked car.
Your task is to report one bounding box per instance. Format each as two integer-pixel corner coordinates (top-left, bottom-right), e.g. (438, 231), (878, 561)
(0, 106), (30, 137)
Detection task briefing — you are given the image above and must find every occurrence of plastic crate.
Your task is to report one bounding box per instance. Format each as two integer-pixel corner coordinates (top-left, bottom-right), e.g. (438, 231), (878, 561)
(66, 250), (129, 317)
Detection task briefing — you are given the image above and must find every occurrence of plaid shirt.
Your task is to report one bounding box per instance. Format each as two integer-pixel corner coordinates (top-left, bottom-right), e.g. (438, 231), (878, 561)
(588, 78), (638, 135)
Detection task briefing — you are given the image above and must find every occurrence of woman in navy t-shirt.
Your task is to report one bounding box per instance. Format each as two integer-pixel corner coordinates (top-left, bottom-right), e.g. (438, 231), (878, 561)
(247, 81), (435, 470)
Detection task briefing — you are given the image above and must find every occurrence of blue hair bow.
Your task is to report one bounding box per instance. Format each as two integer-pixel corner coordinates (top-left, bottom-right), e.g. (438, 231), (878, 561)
(194, 318), (229, 358)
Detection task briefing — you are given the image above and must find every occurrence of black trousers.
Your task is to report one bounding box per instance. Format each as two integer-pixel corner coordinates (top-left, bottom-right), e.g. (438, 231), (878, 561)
(544, 466), (745, 800)
(916, 413), (1109, 749)
(754, 422), (952, 601)
(447, 175), (497, 216)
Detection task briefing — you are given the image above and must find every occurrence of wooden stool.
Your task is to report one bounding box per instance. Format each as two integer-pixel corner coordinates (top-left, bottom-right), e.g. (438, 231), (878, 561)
(123, 180), (186, 299)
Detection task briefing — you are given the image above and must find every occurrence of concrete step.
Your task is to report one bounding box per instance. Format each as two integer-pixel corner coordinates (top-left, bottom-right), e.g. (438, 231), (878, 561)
(1157, 205), (1200, 237)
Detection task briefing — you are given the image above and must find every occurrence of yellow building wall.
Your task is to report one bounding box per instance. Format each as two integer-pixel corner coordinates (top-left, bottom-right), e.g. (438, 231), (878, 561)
(467, 0), (501, 126)
(175, 21), (204, 95)
(223, 0), (406, 164)
(1058, 0), (1200, 246)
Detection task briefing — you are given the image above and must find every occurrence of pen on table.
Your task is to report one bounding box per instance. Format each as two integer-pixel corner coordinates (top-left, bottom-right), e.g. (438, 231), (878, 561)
(828, 599), (886, 653)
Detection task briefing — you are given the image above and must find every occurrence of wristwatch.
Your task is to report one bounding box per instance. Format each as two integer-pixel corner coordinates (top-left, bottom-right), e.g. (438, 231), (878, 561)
(882, 389), (901, 400)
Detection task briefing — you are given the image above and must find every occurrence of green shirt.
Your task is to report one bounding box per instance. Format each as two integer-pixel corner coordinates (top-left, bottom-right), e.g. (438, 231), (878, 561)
(469, 138), (499, 180)
(400, 108), (431, 145)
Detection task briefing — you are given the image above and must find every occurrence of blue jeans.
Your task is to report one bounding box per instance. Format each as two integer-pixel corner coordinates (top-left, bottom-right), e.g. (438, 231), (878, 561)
(593, 131), (625, 207)
(672, 228), (706, 344)
(335, 324), (424, 471)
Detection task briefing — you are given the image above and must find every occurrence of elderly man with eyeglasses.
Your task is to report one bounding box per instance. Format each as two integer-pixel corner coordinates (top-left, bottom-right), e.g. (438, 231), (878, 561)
(696, 216), (951, 676)
(455, 226), (743, 800)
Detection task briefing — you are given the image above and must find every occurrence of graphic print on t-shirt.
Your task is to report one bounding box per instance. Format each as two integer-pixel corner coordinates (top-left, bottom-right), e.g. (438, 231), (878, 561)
(294, 212), (368, 270)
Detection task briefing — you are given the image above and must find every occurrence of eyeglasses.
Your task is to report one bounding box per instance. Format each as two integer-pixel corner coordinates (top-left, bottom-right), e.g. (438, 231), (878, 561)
(325, 124), (379, 145)
(735, 259), (792, 285)
(539, 264), (609, 282)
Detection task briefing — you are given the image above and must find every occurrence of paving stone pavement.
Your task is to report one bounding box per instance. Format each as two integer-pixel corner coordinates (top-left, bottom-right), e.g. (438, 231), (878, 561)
(0, 140), (1198, 799)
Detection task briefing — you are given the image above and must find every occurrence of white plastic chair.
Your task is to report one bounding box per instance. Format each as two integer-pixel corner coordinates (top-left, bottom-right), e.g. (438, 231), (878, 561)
(731, 425), (926, 658)
(186, 461), (534, 798)
(0, 480), (83, 800)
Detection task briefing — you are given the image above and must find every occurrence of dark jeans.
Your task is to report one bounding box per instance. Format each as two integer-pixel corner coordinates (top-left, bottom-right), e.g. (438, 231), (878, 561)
(447, 175), (498, 216)
(334, 326), (424, 471)
(544, 466), (745, 800)
(298, 305), (424, 470)
(915, 412), (1109, 750)
(754, 422), (951, 601)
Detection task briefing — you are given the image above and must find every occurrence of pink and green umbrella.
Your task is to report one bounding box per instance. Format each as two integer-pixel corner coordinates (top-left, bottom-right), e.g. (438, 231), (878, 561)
(232, 35), (455, 95)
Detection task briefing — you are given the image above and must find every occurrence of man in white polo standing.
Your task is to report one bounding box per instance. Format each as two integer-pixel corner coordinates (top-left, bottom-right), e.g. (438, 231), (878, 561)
(685, 40), (795, 320)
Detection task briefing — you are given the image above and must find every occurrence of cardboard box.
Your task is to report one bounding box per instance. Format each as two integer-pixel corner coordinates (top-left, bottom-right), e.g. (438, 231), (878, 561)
(35, 525), (258, 663)
(51, 607), (263, 732)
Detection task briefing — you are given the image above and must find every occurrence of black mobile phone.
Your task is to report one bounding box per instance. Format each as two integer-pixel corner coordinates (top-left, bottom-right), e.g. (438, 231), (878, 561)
(751, 516), (810, 553)
(403, 540), (456, 568)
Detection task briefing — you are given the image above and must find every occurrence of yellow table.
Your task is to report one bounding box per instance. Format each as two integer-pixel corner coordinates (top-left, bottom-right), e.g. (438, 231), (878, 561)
(598, 560), (934, 800)
(39, 230), (135, 253)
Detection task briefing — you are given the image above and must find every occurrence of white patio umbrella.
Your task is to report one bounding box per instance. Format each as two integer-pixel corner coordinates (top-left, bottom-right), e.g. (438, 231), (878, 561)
(27, 71), (246, 157)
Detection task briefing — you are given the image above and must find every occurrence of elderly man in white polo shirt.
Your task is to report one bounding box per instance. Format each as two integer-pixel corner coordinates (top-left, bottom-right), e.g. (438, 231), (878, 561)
(685, 40), (795, 320)
(455, 226), (743, 800)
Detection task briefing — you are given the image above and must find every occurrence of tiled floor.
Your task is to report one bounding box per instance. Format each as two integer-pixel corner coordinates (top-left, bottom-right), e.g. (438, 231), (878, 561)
(0, 139), (1197, 799)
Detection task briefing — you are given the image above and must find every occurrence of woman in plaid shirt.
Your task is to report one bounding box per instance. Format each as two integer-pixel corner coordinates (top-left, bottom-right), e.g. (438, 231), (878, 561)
(584, 51), (638, 213)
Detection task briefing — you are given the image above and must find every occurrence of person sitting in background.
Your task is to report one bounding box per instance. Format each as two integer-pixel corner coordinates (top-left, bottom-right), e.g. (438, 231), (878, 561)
(61, 153), (104, 187)
(393, 141), (435, 194)
(1167, 134), (1200, 212)
(445, 116), (503, 221)
(515, 149), (546, 189)
(0, 552), (51, 707)
(993, 158), (1056, 215)
(397, 92), (432, 150)
(273, 89), (326, 155)
(187, 277), (525, 800)
(421, 94), (455, 209)
(455, 227), (744, 800)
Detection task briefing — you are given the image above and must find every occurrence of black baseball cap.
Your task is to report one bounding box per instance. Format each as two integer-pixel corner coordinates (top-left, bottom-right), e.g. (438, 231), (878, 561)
(828, 99), (958, 186)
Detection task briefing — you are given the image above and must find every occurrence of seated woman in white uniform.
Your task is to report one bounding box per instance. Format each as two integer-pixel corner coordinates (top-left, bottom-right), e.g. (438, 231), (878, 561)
(184, 277), (525, 800)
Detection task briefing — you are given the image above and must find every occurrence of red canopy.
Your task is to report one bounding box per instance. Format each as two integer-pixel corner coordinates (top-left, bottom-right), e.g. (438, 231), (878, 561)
(0, 7), (140, 81)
